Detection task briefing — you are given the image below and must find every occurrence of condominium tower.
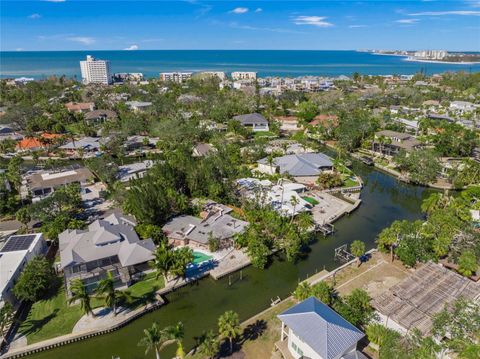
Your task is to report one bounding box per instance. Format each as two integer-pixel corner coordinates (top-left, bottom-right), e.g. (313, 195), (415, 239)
(80, 55), (112, 85)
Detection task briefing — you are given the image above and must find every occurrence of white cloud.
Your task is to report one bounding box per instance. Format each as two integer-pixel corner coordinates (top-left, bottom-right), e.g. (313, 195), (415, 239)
(349, 25), (368, 28)
(396, 19), (419, 24)
(67, 36), (95, 45)
(16, 48), (24, 51)
(255, 8), (262, 13)
(230, 7), (249, 14)
(29, 13), (42, 19)
(230, 22), (306, 34)
(293, 16), (333, 27)
(124, 44), (139, 51)
(43, 0), (66, 2)
(409, 10), (480, 16)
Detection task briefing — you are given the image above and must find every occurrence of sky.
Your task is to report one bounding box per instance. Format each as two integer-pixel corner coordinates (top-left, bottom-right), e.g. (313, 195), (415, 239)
(1, 0), (479, 51)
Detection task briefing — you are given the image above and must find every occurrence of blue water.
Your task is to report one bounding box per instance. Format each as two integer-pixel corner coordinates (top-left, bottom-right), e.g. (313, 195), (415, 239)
(1, 50), (479, 79)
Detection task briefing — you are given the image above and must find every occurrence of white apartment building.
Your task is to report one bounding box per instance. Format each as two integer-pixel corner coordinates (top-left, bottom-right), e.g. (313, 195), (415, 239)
(199, 71), (227, 80)
(80, 55), (113, 85)
(414, 50), (448, 60)
(231, 71), (257, 81)
(159, 72), (193, 83)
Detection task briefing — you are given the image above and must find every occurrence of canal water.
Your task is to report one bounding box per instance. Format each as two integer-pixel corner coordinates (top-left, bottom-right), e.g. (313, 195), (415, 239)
(28, 162), (431, 359)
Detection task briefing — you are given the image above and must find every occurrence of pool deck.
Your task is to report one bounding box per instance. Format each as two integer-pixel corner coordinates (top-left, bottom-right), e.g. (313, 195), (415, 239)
(209, 248), (252, 280)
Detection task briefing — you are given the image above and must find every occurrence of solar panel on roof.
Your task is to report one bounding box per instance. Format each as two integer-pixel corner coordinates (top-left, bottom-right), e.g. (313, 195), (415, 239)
(0, 235), (36, 252)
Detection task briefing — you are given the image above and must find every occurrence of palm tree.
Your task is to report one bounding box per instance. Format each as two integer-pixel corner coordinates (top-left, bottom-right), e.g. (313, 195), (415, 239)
(198, 330), (220, 359)
(96, 272), (117, 315)
(138, 322), (183, 359)
(376, 220), (404, 262)
(68, 279), (93, 317)
(164, 321), (185, 358)
(138, 322), (171, 359)
(218, 310), (241, 354)
(350, 240), (366, 267)
(420, 192), (444, 214)
(295, 212), (314, 233)
(289, 195), (299, 223)
(151, 243), (174, 283)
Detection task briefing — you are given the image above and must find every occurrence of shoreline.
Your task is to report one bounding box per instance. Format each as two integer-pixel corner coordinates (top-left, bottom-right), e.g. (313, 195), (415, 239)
(403, 57), (478, 65)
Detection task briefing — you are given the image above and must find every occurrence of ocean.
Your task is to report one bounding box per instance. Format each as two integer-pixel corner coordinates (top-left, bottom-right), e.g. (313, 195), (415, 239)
(1, 50), (479, 79)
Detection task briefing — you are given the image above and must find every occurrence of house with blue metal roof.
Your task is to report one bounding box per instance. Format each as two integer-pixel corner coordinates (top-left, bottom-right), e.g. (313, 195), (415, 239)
(276, 297), (366, 359)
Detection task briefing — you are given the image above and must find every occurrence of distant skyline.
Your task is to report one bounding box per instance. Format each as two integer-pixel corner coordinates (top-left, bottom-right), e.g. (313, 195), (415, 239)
(1, 1), (479, 52)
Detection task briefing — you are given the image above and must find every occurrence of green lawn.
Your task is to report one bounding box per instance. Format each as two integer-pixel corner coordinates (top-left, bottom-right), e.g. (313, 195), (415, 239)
(253, 131), (276, 138)
(302, 196), (320, 206)
(343, 178), (359, 188)
(18, 282), (85, 344)
(18, 273), (164, 344)
(127, 272), (165, 299)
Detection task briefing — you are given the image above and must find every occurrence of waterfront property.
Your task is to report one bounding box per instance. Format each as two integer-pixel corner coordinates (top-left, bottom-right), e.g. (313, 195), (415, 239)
(159, 72), (193, 83)
(372, 130), (422, 156)
(257, 152), (333, 181)
(233, 113), (270, 132)
(0, 233), (46, 308)
(21, 167), (94, 202)
(58, 213), (155, 294)
(276, 296), (366, 359)
(162, 202), (249, 250)
(372, 262), (480, 335)
(237, 178), (312, 217)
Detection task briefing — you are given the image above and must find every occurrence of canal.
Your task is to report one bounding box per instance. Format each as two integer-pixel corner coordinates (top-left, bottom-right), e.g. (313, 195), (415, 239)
(28, 162), (432, 359)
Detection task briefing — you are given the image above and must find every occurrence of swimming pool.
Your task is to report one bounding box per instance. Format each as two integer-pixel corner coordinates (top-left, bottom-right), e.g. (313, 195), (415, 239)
(192, 251), (213, 264)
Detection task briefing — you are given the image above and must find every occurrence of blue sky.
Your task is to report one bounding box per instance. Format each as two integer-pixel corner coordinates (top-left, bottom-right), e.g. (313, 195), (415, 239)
(1, 1), (479, 51)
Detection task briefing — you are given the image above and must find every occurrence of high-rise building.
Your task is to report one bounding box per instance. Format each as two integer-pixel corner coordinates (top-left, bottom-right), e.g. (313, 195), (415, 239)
(80, 55), (112, 85)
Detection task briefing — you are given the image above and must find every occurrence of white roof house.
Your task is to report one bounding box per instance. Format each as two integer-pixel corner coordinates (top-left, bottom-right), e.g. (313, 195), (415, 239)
(233, 113), (269, 132)
(237, 178), (312, 217)
(450, 101), (478, 113)
(0, 233), (46, 307)
(59, 213), (155, 271)
(277, 297), (365, 359)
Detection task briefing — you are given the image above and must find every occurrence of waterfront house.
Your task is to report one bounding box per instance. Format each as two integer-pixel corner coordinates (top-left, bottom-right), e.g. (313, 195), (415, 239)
(21, 166), (94, 202)
(232, 113), (269, 132)
(1, 233), (46, 308)
(274, 116), (303, 133)
(276, 297), (366, 359)
(372, 130), (421, 156)
(237, 178), (312, 217)
(59, 213), (155, 294)
(162, 202), (249, 251)
(257, 153), (333, 181)
(65, 102), (95, 113)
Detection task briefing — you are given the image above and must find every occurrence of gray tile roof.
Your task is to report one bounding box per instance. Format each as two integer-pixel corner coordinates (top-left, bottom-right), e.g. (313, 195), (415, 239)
(258, 153), (333, 177)
(162, 208), (249, 245)
(233, 113), (268, 125)
(59, 213), (155, 269)
(278, 297), (364, 359)
(59, 137), (105, 151)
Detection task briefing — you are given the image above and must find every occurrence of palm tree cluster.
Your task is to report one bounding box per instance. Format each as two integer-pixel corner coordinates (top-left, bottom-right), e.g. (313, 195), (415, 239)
(138, 321), (185, 359)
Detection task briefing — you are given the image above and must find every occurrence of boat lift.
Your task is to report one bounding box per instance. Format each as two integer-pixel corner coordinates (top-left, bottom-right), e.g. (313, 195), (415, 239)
(334, 244), (355, 263)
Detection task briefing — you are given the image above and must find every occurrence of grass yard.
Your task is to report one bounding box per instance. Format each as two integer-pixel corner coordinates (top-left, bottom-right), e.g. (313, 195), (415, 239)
(302, 196), (320, 206)
(127, 272), (165, 299)
(253, 131), (277, 138)
(18, 282), (88, 344)
(343, 178), (359, 188)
